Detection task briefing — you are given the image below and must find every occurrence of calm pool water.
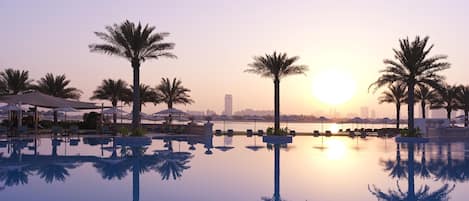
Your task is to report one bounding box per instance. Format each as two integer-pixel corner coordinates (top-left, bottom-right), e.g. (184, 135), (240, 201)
(0, 135), (468, 201)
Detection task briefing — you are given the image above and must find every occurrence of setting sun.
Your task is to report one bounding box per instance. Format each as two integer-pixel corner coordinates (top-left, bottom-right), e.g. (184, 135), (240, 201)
(312, 69), (356, 105)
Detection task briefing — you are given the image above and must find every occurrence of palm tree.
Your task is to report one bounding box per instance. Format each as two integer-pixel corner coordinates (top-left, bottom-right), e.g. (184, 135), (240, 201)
(378, 82), (407, 129)
(456, 85), (469, 127)
(370, 36), (450, 132)
(91, 79), (131, 123)
(34, 73), (82, 123)
(124, 84), (160, 113)
(89, 20), (176, 129)
(245, 51), (308, 134)
(0, 68), (33, 95)
(415, 85), (438, 119)
(155, 77), (194, 109)
(431, 84), (459, 121)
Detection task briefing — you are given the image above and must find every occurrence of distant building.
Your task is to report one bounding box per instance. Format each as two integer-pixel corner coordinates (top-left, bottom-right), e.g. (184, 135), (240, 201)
(234, 109), (273, 116)
(206, 109), (217, 116)
(360, 107), (369, 119)
(370, 109), (376, 119)
(186, 110), (205, 116)
(223, 94), (233, 116)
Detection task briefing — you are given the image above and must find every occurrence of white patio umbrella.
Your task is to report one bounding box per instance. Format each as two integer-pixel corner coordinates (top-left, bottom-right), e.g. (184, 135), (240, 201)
(153, 108), (187, 122)
(103, 107), (128, 123)
(246, 116), (265, 131)
(0, 104), (23, 128)
(54, 106), (78, 121)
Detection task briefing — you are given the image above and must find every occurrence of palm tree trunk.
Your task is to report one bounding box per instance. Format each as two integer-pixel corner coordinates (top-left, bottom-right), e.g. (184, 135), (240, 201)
(421, 101), (426, 119)
(273, 144), (280, 200)
(112, 100), (117, 124)
(465, 110), (468, 127)
(131, 60), (141, 129)
(53, 111), (58, 125)
(274, 78), (280, 134)
(408, 83), (415, 131)
(447, 108), (451, 121)
(396, 104), (400, 129)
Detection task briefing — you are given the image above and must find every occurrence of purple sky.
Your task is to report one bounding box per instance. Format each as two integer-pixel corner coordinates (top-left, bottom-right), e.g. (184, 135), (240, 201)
(1, 0), (469, 118)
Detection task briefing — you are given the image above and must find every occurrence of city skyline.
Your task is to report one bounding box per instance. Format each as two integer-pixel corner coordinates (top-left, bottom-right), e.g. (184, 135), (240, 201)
(2, 0), (469, 118)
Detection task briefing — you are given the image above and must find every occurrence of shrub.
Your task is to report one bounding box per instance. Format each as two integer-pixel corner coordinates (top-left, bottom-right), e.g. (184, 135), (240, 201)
(131, 127), (147, 137)
(266, 127), (289, 135)
(81, 112), (100, 129)
(400, 128), (422, 137)
(118, 126), (130, 136)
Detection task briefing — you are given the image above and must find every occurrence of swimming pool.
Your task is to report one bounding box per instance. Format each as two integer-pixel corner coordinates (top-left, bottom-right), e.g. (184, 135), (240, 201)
(0, 135), (467, 201)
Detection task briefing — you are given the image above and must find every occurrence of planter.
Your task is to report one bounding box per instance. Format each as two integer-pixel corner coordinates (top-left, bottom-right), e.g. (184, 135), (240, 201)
(263, 135), (293, 144)
(114, 136), (152, 146)
(395, 136), (429, 143)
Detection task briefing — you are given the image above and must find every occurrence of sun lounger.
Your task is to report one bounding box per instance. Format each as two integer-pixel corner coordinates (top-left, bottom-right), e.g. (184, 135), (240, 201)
(246, 129), (253, 137)
(360, 131), (367, 138)
(227, 129), (234, 136)
(313, 130), (320, 137)
(348, 130), (355, 137)
(215, 129), (222, 136)
(325, 130), (332, 137)
(289, 130), (296, 136)
(257, 130), (264, 136)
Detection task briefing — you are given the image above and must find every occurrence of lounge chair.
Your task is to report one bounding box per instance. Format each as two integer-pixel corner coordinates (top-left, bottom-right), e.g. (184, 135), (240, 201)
(257, 130), (264, 136)
(338, 129), (343, 133)
(345, 128), (351, 132)
(246, 129), (253, 137)
(348, 130), (355, 137)
(227, 129), (234, 136)
(313, 130), (320, 137)
(360, 131), (367, 138)
(69, 125), (79, 135)
(289, 130), (296, 136)
(215, 129), (222, 136)
(51, 126), (63, 135)
(325, 130), (332, 137)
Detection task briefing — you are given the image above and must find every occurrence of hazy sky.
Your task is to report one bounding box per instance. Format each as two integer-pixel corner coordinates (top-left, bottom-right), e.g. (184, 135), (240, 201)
(1, 0), (469, 118)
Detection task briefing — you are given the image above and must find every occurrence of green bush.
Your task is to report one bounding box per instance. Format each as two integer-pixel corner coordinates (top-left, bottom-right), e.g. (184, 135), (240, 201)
(81, 112), (100, 129)
(131, 127), (147, 137)
(400, 128), (422, 137)
(118, 126), (130, 136)
(266, 127), (289, 136)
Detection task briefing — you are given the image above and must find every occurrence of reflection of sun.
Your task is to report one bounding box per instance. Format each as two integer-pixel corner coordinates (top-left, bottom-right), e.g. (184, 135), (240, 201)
(325, 139), (346, 160)
(312, 69), (356, 105)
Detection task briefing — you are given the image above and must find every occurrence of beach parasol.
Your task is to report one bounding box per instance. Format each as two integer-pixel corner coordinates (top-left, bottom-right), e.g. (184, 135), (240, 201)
(54, 106), (77, 121)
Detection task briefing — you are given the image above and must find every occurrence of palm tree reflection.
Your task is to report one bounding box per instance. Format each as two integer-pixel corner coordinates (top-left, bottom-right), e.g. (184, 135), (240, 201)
(370, 142), (455, 201)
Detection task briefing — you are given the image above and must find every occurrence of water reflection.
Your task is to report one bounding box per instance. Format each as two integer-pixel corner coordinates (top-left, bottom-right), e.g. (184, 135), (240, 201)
(0, 135), (214, 201)
(369, 141), (457, 201)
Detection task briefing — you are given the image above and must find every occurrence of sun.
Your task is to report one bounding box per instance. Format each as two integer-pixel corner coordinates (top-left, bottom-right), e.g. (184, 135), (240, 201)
(312, 69), (356, 105)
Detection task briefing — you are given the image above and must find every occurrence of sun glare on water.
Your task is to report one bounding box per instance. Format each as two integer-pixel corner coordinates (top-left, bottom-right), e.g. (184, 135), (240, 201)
(325, 139), (347, 160)
(312, 69), (356, 105)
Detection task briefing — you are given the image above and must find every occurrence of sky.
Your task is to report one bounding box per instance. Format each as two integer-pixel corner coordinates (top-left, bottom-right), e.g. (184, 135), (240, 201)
(1, 0), (469, 118)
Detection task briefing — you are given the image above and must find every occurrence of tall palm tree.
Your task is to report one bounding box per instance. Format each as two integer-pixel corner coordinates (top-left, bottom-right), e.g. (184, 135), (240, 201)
(155, 77), (194, 109)
(34, 73), (82, 123)
(0, 68), (33, 95)
(89, 20), (176, 129)
(431, 84), (460, 121)
(245, 51), (308, 134)
(457, 85), (469, 127)
(415, 85), (438, 119)
(91, 79), (131, 123)
(124, 84), (160, 113)
(370, 36), (450, 132)
(378, 83), (407, 129)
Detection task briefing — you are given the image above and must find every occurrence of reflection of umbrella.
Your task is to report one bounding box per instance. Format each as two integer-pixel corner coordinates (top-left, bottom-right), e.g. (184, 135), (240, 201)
(245, 136), (264, 151)
(312, 136), (327, 151)
(214, 136), (234, 152)
(53, 107), (77, 121)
